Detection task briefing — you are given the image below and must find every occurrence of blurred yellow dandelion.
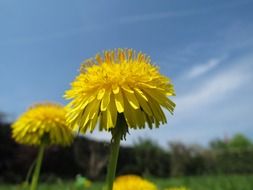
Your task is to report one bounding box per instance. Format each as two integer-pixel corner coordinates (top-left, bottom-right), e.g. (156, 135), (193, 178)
(84, 179), (92, 188)
(113, 175), (158, 190)
(11, 102), (73, 146)
(65, 48), (175, 133)
(75, 174), (92, 189)
(165, 186), (190, 190)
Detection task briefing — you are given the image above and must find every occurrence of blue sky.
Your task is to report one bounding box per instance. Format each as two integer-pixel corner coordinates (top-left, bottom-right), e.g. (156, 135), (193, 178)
(1, 0), (253, 146)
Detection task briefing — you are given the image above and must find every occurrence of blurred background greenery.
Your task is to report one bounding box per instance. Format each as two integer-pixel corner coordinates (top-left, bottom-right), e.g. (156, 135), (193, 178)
(1, 116), (253, 189)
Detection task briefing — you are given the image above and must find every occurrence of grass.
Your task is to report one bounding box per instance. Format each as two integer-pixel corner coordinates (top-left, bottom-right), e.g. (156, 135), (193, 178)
(153, 175), (253, 190)
(0, 175), (253, 190)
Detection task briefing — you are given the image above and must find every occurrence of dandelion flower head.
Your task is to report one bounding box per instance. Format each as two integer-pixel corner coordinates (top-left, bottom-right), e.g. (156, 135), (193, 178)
(113, 175), (158, 190)
(65, 49), (175, 133)
(11, 102), (73, 146)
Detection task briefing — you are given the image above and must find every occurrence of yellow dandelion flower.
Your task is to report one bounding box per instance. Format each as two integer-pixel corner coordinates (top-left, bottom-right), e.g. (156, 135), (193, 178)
(11, 102), (73, 146)
(65, 48), (175, 133)
(113, 175), (158, 190)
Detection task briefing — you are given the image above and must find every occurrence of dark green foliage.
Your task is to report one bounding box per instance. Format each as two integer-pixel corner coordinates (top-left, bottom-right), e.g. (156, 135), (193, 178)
(0, 120), (253, 182)
(228, 133), (252, 149)
(169, 143), (212, 177)
(210, 133), (252, 150)
(117, 147), (138, 175)
(117, 138), (171, 177)
(132, 138), (170, 177)
(72, 137), (109, 180)
(215, 149), (253, 174)
(0, 122), (19, 182)
(210, 139), (228, 150)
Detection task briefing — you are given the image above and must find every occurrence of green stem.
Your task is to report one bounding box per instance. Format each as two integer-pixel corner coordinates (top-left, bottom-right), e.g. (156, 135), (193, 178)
(25, 158), (36, 184)
(105, 133), (121, 190)
(105, 115), (127, 190)
(30, 144), (45, 190)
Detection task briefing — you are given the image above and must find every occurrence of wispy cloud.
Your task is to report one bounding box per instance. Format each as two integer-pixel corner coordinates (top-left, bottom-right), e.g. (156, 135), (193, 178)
(176, 60), (251, 115)
(186, 58), (222, 79)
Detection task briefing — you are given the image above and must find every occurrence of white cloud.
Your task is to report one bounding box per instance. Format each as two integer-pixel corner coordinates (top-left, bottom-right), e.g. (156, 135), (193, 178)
(176, 62), (251, 115)
(162, 54), (253, 145)
(186, 58), (222, 79)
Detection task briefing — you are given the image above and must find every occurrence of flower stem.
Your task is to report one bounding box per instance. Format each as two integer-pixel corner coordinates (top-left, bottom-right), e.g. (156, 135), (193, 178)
(105, 132), (121, 190)
(105, 116), (127, 190)
(30, 144), (45, 190)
